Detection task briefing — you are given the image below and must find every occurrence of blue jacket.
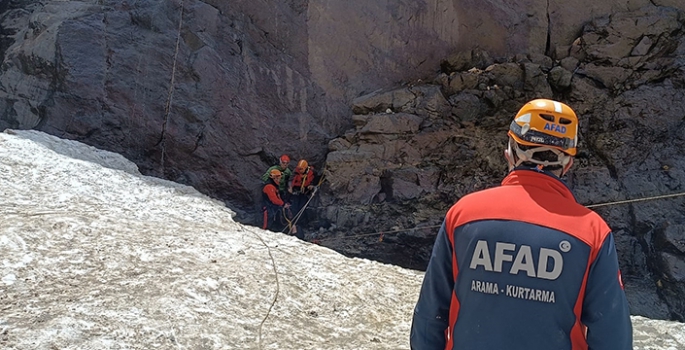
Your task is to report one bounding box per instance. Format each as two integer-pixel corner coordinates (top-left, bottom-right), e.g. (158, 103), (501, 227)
(410, 168), (632, 350)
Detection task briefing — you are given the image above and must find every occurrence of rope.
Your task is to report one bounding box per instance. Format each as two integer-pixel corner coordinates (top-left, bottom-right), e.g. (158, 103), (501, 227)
(281, 190), (315, 235)
(283, 207), (304, 234)
(585, 191), (685, 208)
(287, 188), (318, 233)
(314, 225), (442, 243)
(281, 206), (294, 232)
(299, 169), (309, 193)
(246, 228), (281, 350)
(282, 174), (326, 235)
(159, 0), (185, 171)
(312, 190), (685, 243)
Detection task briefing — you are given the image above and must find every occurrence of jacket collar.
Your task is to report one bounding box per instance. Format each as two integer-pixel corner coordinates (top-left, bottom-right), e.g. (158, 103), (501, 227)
(501, 166), (576, 202)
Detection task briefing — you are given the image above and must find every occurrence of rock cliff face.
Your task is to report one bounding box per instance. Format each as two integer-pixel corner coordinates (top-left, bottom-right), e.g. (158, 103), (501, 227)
(320, 6), (685, 321)
(1, 1), (685, 320)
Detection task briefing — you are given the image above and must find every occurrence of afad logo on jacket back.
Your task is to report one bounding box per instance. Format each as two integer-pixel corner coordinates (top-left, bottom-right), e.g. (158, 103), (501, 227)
(469, 240), (571, 280)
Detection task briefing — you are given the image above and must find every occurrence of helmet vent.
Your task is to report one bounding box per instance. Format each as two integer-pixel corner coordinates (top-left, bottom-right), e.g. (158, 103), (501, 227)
(559, 117), (573, 125)
(539, 114), (555, 122)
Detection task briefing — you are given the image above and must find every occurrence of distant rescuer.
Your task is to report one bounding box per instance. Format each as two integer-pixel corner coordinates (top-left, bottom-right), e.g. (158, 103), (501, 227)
(410, 99), (632, 349)
(261, 154), (293, 198)
(262, 169), (291, 231)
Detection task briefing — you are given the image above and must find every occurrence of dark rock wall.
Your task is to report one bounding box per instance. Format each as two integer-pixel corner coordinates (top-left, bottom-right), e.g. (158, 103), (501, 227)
(319, 6), (685, 321)
(2, 0), (685, 320)
(0, 0), (347, 214)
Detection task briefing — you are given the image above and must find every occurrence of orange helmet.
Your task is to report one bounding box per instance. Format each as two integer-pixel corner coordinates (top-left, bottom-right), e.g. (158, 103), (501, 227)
(508, 99), (579, 156)
(269, 169), (282, 179)
(295, 160), (308, 173)
(280, 154), (290, 163)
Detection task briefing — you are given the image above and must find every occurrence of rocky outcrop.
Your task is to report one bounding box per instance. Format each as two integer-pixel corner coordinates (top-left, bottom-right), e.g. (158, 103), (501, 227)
(320, 6), (685, 321)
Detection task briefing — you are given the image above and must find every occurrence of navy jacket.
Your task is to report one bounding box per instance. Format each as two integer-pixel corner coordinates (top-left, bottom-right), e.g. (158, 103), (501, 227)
(410, 169), (632, 350)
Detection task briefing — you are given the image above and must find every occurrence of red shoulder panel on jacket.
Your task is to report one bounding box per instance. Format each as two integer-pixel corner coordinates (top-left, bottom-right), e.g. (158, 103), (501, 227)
(445, 171), (610, 252)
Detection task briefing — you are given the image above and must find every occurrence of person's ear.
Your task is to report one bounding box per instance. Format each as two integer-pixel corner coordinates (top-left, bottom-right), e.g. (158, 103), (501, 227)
(561, 157), (574, 176)
(504, 144), (515, 171)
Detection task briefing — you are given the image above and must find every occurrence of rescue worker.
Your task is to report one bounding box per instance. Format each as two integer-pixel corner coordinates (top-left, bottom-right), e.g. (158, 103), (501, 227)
(261, 154), (292, 197)
(262, 169), (292, 232)
(410, 99), (632, 350)
(287, 159), (317, 239)
(289, 159), (316, 195)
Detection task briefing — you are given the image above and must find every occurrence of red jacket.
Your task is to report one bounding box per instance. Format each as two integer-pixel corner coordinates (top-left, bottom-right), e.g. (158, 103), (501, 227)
(263, 182), (284, 206)
(410, 168), (632, 350)
(291, 166), (315, 192)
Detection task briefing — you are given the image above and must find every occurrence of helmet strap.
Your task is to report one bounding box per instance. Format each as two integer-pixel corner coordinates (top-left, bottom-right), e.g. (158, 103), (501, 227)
(510, 142), (572, 171)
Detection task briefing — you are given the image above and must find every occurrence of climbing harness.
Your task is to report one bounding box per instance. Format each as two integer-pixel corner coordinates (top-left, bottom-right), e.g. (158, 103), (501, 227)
(292, 165), (316, 193)
(262, 201), (294, 232)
